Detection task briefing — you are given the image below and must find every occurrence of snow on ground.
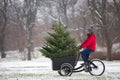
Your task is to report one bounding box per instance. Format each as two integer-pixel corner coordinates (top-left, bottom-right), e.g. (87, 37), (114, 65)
(0, 50), (120, 80)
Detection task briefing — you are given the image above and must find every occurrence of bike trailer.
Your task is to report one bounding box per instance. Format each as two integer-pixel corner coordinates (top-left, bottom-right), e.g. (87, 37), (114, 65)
(51, 56), (76, 70)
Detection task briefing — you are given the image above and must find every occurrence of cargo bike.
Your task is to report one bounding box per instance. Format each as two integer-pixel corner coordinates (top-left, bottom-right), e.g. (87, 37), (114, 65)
(52, 52), (105, 76)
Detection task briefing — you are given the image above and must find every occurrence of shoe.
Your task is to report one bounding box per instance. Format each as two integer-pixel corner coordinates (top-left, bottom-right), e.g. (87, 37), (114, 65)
(84, 64), (89, 72)
(81, 63), (85, 66)
(88, 67), (92, 71)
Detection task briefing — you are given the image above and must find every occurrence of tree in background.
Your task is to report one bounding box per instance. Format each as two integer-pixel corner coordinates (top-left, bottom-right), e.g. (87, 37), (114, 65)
(10, 0), (41, 60)
(113, 0), (120, 21)
(42, 0), (78, 26)
(112, 0), (120, 43)
(0, 0), (9, 58)
(88, 0), (120, 61)
(88, 0), (112, 61)
(0, 0), (120, 60)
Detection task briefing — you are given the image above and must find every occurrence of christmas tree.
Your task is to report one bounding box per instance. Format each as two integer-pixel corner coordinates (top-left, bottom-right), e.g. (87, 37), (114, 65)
(40, 21), (77, 59)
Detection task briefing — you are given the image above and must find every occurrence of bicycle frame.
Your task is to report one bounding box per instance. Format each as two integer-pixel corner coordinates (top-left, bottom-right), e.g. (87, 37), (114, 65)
(72, 52), (98, 73)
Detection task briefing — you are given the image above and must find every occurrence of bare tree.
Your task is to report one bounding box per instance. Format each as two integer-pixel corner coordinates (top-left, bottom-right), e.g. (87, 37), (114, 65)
(42, 0), (78, 26)
(10, 0), (41, 60)
(57, 0), (69, 26)
(90, 0), (113, 61)
(9, 0), (27, 60)
(76, 3), (91, 41)
(113, 0), (120, 21)
(0, 0), (9, 58)
(110, 0), (120, 51)
(88, 0), (120, 60)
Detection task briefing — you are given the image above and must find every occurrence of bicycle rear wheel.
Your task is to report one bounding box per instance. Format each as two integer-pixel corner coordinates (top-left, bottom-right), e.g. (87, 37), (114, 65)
(89, 59), (105, 76)
(58, 63), (73, 76)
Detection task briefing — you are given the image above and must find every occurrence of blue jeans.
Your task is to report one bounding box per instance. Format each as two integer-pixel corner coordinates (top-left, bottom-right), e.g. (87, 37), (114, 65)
(81, 48), (94, 63)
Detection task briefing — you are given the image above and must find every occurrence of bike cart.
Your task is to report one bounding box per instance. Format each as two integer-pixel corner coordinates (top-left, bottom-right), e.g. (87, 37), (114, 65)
(52, 53), (105, 76)
(52, 56), (76, 70)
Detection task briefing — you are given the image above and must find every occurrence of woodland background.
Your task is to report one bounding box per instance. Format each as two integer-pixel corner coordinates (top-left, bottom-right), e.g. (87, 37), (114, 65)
(0, 0), (120, 61)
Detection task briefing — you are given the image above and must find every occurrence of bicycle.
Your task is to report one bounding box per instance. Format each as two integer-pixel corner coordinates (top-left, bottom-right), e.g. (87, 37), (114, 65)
(58, 52), (105, 76)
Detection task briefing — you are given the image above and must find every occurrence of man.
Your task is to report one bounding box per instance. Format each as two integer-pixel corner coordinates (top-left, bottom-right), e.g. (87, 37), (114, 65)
(79, 27), (96, 71)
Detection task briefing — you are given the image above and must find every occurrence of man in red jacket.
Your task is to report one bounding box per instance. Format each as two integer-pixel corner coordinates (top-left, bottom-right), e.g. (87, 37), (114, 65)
(80, 27), (96, 71)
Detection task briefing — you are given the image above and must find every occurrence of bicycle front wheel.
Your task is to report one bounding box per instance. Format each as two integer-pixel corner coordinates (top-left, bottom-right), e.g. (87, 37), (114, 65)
(89, 59), (105, 76)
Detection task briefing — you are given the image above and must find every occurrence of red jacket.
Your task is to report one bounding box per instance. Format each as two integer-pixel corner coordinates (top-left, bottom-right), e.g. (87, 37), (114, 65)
(81, 34), (96, 51)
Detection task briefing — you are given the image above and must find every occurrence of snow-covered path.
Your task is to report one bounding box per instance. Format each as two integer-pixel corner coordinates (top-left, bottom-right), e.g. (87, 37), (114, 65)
(0, 56), (120, 80)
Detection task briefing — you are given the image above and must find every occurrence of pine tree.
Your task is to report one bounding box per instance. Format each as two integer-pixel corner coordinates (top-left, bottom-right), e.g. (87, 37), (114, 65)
(40, 22), (77, 59)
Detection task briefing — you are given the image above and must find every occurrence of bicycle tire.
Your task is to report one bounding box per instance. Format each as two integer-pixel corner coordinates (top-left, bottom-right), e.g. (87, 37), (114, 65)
(58, 63), (73, 76)
(88, 59), (105, 76)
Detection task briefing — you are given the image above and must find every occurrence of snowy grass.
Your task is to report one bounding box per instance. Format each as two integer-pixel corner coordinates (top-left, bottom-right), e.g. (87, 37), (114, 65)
(0, 50), (120, 80)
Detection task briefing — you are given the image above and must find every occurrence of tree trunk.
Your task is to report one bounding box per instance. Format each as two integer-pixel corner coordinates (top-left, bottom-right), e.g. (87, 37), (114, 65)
(106, 43), (112, 61)
(83, 11), (87, 40)
(102, 24), (112, 61)
(102, 0), (112, 61)
(27, 45), (31, 60)
(113, 0), (120, 21)
(1, 44), (6, 58)
(0, 38), (6, 58)
(0, 0), (8, 58)
(27, 27), (32, 60)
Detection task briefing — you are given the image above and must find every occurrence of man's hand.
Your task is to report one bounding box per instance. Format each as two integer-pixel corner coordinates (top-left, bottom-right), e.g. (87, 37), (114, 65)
(77, 45), (82, 50)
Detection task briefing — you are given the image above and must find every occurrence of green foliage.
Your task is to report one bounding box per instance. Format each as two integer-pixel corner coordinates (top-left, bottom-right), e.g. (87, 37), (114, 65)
(40, 22), (77, 59)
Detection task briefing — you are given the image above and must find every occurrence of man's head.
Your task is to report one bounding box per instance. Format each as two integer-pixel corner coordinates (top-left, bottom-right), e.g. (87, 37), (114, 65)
(86, 26), (94, 36)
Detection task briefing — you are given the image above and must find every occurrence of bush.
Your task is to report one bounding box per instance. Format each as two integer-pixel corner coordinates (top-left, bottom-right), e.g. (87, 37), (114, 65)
(111, 52), (120, 60)
(89, 52), (120, 60)
(90, 52), (106, 60)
